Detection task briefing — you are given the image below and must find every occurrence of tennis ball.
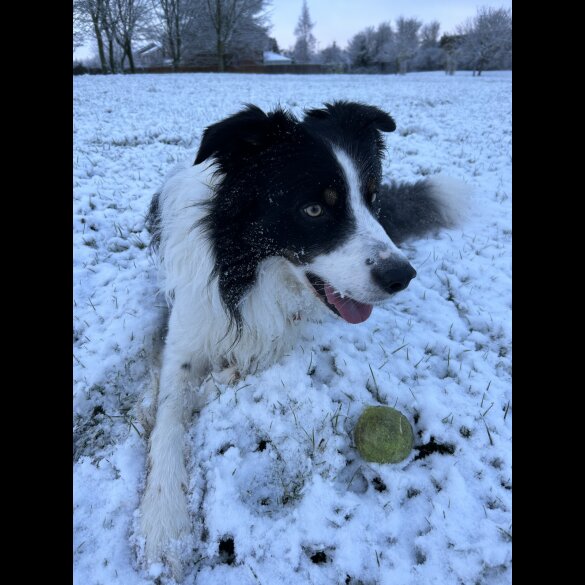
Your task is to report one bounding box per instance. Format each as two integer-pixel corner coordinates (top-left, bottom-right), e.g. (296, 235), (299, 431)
(354, 406), (414, 464)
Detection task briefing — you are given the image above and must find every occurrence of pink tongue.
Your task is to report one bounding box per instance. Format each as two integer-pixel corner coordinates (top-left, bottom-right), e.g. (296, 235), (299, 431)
(324, 284), (373, 324)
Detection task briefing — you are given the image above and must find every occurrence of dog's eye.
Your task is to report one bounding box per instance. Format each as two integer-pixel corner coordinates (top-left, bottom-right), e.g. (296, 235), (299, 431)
(303, 204), (324, 218)
(370, 191), (378, 203)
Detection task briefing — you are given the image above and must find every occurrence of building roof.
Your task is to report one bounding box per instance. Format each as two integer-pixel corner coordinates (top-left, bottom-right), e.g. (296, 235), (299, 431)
(137, 42), (162, 56)
(263, 51), (292, 64)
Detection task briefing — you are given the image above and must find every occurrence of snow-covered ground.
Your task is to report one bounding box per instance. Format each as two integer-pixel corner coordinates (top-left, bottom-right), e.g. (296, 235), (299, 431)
(73, 71), (511, 585)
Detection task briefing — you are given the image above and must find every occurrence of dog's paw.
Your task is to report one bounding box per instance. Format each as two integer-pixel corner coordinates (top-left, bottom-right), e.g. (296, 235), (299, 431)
(201, 366), (241, 396)
(140, 482), (192, 582)
(135, 370), (160, 437)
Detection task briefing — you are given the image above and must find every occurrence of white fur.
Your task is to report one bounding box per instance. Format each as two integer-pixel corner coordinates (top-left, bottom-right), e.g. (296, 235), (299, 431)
(140, 150), (416, 580)
(140, 162), (325, 580)
(426, 175), (473, 227)
(297, 149), (409, 303)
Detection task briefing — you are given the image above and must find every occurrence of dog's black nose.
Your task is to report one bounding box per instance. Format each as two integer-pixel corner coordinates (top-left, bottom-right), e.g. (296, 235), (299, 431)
(371, 261), (417, 294)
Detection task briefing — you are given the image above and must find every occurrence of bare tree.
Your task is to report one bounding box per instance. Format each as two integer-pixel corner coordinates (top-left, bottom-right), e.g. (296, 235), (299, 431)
(107, 0), (151, 73)
(77, 0), (110, 72)
(73, 0), (90, 52)
(153, 0), (197, 69)
(458, 7), (512, 75)
(292, 0), (316, 64)
(102, 0), (120, 72)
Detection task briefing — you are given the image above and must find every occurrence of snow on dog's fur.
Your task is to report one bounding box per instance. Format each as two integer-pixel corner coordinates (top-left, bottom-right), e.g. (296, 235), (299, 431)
(140, 101), (470, 580)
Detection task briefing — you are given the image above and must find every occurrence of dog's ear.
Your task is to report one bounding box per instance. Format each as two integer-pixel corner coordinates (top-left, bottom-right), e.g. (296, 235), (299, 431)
(304, 101), (396, 134)
(194, 104), (299, 168)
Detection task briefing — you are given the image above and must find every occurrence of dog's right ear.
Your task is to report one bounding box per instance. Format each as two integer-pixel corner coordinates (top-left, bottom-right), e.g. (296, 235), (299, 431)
(194, 105), (299, 170)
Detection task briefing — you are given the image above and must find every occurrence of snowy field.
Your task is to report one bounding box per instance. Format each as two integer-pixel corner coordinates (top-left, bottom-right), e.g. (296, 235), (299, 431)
(73, 71), (511, 585)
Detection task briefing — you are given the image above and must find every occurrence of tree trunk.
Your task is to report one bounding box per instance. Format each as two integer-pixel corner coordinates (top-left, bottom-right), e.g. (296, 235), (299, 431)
(168, 36), (178, 70)
(166, 13), (179, 71)
(175, 37), (181, 71)
(174, 9), (181, 70)
(92, 19), (108, 73)
(477, 58), (485, 76)
(217, 39), (225, 72)
(126, 40), (136, 73)
(215, 0), (225, 72)
(107, 37), (116, 73)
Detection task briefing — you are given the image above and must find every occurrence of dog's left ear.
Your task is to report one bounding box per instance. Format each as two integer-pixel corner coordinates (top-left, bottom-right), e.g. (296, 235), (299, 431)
(194, 104), (300, 171)
(304, 101), (396, 133)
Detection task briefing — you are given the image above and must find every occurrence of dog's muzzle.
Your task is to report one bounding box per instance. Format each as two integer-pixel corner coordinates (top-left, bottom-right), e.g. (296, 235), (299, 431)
(371, 259), (417, 295)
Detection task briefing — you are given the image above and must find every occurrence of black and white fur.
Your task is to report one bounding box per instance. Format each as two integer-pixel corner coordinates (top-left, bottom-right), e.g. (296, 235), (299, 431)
(140, 101), (469, 579)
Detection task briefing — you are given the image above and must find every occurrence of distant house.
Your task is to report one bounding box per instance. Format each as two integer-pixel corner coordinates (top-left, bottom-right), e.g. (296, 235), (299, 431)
(263, 51), (292, 66)
(135, 42), (164, 67)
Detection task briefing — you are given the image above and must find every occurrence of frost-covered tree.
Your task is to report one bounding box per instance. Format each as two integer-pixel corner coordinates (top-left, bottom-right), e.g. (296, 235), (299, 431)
(420, 20), (440, 48)
(439, 34), (462, 75)
(347, 23), (398, 72)
(374, 22), (395, 71)
(347, 26), (377, 70)
(458, 7), (512, 75)
(267, 36), (280, 53)
(293, 0), (316, 63)
(228, 5), (272, 64)
(394, 16), (422, 74)
(413, 20), (444, 71)
(317, 41), (348, 70)
(192, 0), (270, 70)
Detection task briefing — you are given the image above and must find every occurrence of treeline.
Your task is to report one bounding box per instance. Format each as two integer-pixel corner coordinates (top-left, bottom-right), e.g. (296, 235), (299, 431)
(74, 0), (272, 73)
(298, 6), (512, 76)
(74, 1), (511, 76)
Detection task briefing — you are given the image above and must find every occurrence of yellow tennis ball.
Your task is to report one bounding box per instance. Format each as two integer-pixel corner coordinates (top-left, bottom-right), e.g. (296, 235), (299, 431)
(354, 406), (414, 463)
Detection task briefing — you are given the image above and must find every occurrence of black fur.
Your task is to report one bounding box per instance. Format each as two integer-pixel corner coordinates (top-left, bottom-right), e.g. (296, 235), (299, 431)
(194, 103), (395, 331)
(375, 181), (446, 245)
(303, 101), (396, 202)
(146, 101), (454, 330)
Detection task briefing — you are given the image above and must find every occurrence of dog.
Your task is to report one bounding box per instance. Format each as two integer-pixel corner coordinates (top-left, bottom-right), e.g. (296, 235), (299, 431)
(140, 101), (469, 579)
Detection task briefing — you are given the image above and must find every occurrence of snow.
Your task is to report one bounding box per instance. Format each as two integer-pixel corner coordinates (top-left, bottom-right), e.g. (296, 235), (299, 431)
(263, 51), (292, 63)
(73, 71), (512, 585)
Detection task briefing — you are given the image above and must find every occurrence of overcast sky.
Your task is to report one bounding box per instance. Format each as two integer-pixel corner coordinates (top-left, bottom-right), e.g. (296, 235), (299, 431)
(270, 0), (512, 50)
(74, 0), (512, 60)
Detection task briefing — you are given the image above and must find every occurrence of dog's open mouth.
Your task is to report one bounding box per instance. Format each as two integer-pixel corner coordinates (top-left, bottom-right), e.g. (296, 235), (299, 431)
(306, 272), (373, 324)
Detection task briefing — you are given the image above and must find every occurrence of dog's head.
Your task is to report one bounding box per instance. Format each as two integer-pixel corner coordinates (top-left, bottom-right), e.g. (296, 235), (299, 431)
(195, 101), (416, 328)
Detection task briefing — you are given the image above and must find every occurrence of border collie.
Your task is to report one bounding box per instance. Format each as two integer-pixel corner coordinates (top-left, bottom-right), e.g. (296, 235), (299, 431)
(140, 101), (468, 579)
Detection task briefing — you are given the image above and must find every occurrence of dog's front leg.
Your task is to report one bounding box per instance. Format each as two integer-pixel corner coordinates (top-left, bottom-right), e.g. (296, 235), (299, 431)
(140, 327), (204, 581)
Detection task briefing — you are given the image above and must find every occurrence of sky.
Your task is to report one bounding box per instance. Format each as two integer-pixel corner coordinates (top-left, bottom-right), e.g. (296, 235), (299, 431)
(74, 0), (512, 61)
(270, 0), (512, 51)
